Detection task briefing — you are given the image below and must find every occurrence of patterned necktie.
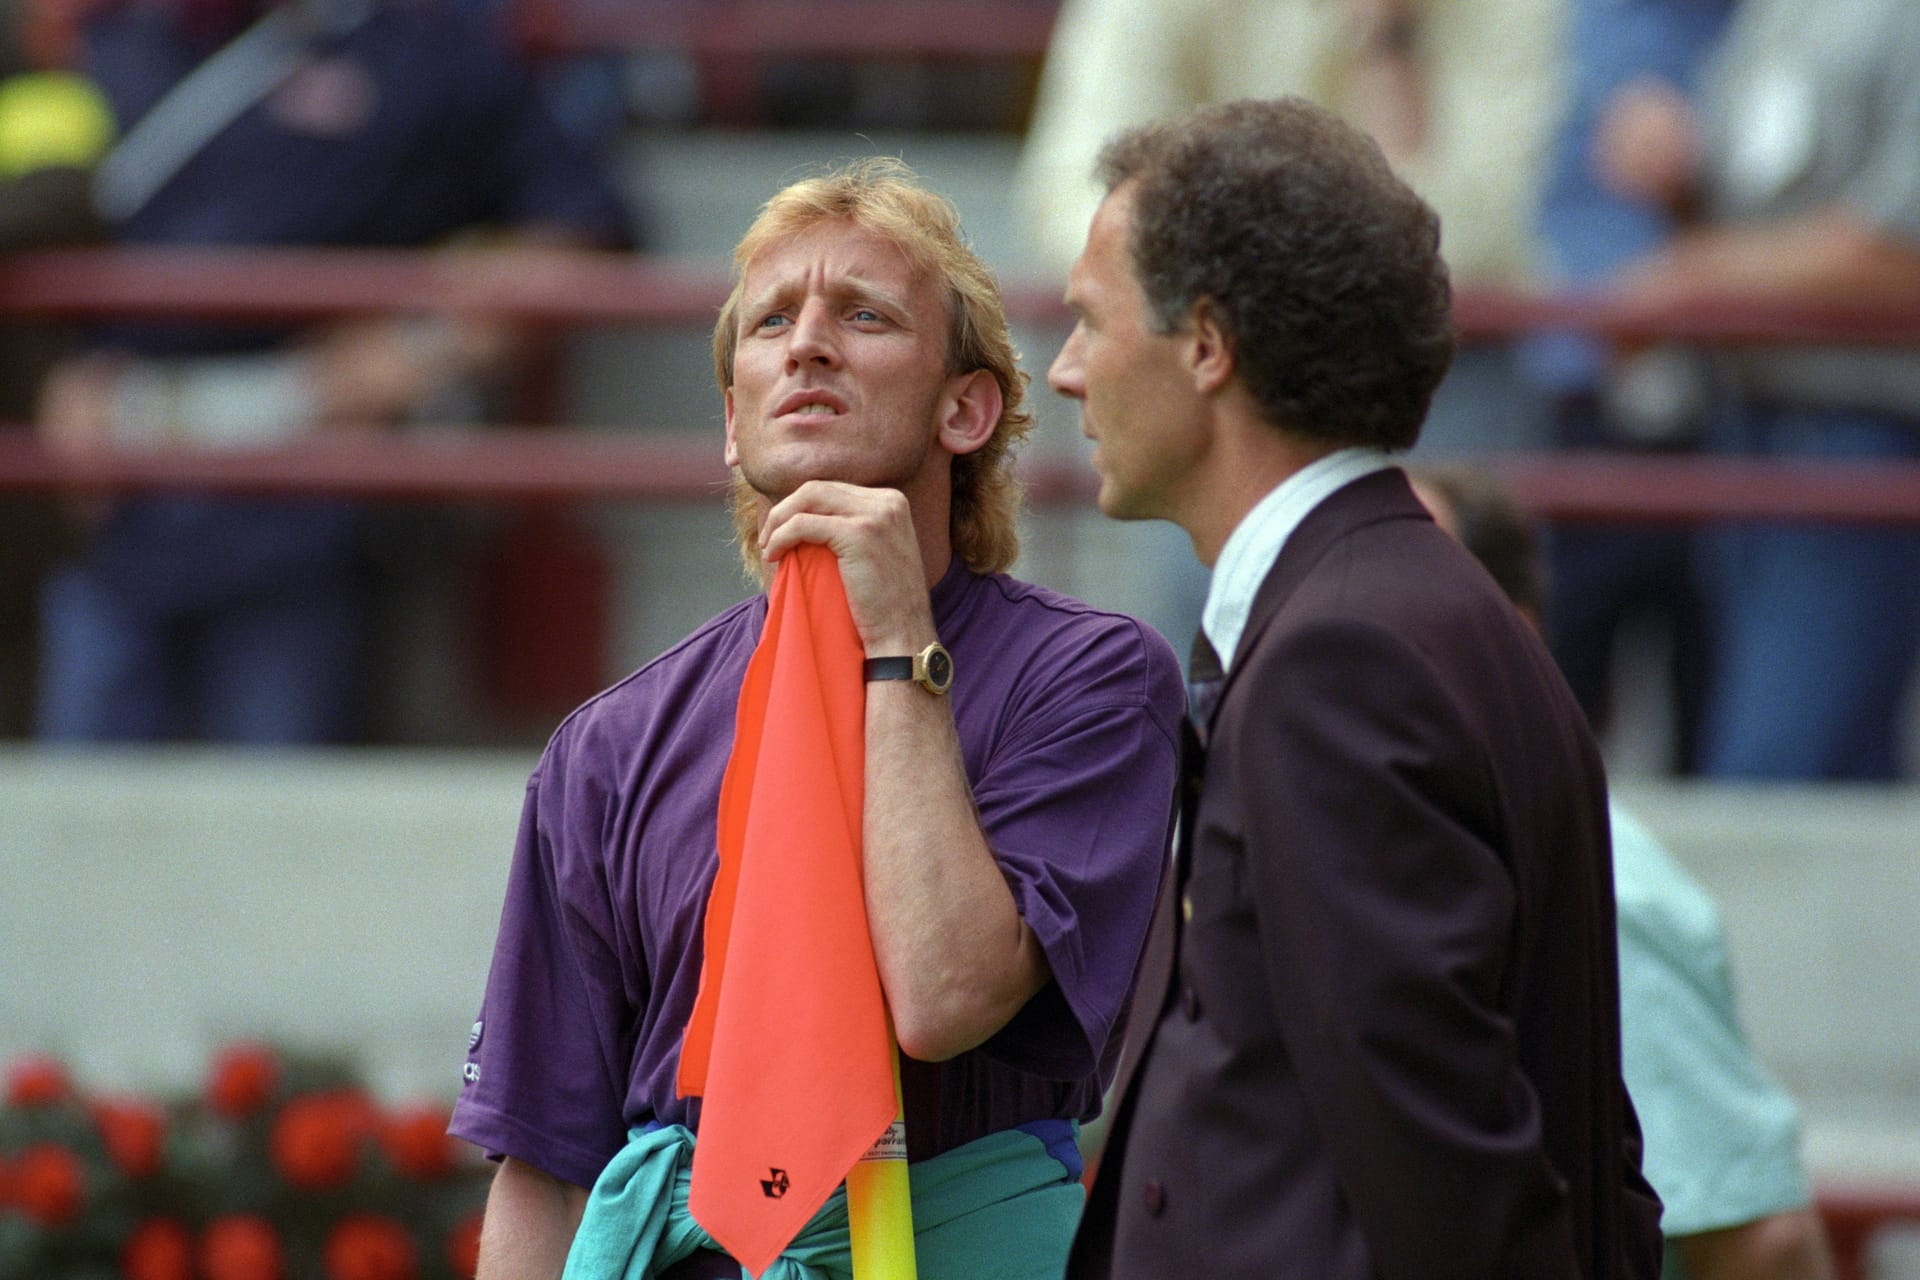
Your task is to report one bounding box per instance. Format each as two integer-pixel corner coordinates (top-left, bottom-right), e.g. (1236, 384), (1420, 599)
(1187, 628), (1225, 744)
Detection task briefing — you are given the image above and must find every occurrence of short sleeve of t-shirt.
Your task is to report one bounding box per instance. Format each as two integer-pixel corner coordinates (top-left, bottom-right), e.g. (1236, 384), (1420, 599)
(449, 752), (638, 1190)
(952, 587), (1185, 1082)
(1610, 806), (1812, 1240)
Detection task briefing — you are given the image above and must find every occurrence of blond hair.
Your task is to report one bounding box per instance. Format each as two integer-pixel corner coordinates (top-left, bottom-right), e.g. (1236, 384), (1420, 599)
(713, 157), (1032, 580)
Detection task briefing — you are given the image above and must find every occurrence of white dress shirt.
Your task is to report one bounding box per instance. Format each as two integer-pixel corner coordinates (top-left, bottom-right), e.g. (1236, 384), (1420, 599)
(1200, 448), (1394, 672)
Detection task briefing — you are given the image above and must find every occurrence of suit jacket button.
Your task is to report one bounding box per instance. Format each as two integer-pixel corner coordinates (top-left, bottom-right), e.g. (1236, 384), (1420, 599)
(1143, 1180), (1166, 1216)
(1181, 985), (1201, 1020)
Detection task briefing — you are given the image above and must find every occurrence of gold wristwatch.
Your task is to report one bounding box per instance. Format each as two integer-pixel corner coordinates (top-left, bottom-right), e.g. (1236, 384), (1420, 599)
(862, 641), (954, 695)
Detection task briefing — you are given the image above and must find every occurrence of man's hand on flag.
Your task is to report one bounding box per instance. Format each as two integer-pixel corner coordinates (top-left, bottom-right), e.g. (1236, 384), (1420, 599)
(758, 480), (941, 656)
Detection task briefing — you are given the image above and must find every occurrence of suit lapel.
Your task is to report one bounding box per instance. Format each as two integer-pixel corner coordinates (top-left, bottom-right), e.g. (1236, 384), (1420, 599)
(1124, 467), (1425, 1053)
(1073, 466), (1431, 1276)
(1221, 466), (1427, 698)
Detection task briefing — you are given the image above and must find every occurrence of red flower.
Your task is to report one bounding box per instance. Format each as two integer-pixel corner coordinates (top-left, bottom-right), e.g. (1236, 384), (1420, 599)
(323, 1213), (418, 1280)
(379, 1102), (457, 1179)
(13, 1143), (85, 1225)
(122, 1217), (196, 1280)
(200, 1214), (284, 1280)
(205, 1042), (282, 1118)
(0, 1153), (15, 1210)
(445, 1211), (484, 1279)
(269, 1090), (373, 1190)
(94, 1096), (169, 1178)
(4, 1053), (71, 1106)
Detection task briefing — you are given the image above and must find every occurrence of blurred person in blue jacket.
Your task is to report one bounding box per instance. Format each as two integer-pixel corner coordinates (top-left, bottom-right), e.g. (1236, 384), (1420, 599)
(1518, 0), (1734, 775)
(34, 0), (633, 743)
(1413, 462), (1836, 1280)
(1601, 0), (1920, 779)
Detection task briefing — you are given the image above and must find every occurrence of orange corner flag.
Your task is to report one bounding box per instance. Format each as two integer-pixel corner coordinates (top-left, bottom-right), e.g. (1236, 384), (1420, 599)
(679, 544), (903, 1276)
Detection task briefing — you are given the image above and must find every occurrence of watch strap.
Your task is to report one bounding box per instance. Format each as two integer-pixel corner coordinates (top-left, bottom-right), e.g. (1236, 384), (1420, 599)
(863, 656), (915, 682)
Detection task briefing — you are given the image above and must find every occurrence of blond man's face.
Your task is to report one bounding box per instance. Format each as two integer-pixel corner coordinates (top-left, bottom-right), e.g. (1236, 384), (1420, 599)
(724, 218), (958, 507)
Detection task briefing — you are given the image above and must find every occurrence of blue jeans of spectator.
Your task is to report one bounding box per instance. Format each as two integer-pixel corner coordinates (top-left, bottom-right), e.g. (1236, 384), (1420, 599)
(1698, 406), (1920, 780)
(36, 558), (366, 744)
(1544, 393), (1711, 775)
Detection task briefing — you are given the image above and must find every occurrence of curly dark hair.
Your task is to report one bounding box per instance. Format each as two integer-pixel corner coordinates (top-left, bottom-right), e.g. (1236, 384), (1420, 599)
(1096, 97), (1455, 451)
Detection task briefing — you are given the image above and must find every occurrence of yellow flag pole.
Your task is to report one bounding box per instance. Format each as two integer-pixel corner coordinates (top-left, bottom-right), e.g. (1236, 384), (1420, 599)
(844, 583), (913, 1279)
(845, 1046), (917, 1279)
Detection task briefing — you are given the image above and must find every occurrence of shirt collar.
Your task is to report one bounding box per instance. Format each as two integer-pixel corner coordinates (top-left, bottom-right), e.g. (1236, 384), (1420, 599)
(1201, 448), (1394, 671)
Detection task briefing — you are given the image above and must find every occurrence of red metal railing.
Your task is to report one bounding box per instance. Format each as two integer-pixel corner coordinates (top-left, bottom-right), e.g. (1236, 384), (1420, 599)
(4, 434), (1920, 528)
(510, 0), (1062, 61)
(9, 247), (1920, 346)
(1819, 1188), (1920, 1280)
(4, 246), (1920, 524)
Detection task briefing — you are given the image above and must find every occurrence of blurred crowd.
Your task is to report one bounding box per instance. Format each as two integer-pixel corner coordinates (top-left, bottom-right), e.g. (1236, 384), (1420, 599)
(0, 0), (635, 746)
(1, 0), (1917, 782)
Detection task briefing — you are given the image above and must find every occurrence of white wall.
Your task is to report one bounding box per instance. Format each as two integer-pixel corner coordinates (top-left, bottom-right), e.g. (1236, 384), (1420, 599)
(1614, 782), (1920, 1189)
(4, 749), (1916, 1195)
(0, 747), (530, 1104)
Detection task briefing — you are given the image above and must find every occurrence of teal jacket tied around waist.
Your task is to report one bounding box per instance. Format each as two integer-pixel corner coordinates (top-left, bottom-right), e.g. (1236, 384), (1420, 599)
(563, 1122), (1085, 1280)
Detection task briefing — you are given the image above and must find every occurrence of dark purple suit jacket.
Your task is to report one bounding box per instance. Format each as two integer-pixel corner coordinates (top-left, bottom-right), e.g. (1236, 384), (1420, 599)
(1069, 469), (1663, 1279)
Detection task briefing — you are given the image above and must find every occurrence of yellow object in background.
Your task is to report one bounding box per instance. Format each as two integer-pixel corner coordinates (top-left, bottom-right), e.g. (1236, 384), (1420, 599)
(0, 71), (116, 178)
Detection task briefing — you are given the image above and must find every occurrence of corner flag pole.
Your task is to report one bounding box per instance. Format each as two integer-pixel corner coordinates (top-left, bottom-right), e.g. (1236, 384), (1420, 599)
(845, 1042), (916, 1278)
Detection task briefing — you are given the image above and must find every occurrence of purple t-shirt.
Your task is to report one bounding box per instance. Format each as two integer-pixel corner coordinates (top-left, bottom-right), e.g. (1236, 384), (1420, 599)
(450, 559), (1185, 1190)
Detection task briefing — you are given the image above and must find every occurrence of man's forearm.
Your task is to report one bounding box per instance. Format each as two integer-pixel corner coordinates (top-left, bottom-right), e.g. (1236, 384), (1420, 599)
(862, 681), (1048, 1063)
(476, 1156), (589, 1280)
(1629, 207), (1920, 305)
(750, 481), (1050, 1063)
(1677, 1207), (1837, 1280)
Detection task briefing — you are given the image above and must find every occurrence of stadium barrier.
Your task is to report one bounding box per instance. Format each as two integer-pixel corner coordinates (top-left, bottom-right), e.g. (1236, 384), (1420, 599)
(3, 246), (1919, 524)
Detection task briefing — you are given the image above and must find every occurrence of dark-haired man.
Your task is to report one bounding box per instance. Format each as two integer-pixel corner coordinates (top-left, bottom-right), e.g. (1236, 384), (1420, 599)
(1049, 97), (1662, 1279)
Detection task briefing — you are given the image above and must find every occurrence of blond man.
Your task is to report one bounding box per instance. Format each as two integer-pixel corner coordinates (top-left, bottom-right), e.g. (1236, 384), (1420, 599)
(452, 159), (1184, 1280)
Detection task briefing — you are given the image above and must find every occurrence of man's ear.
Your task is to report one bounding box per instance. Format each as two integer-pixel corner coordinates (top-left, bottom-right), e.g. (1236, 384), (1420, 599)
(935, 369), (1003, 458)
(1186, 299), (1235, 397)
(723, 387), (739, 467)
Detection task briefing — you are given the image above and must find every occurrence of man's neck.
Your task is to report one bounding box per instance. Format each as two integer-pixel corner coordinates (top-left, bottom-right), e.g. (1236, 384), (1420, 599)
(901, 465), (957, 589)
(912, 511), (955, 590)
(1187, 423), (1345, 567)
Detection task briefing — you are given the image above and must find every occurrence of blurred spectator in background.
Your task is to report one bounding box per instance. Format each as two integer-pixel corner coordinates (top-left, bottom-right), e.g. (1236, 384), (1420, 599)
(1016, 0), (1564, 455)
(440, 0), (634, 165)
(1604, 0), (1920, 779)
(1412, 462), (1836, 1280)
(1517, 0), (1733, 775)
(35, 0), (633, 744)
(0, 0), (112, 737)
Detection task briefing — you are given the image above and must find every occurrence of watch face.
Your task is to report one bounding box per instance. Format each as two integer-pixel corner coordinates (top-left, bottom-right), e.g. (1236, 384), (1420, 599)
(924, 647), (953, 691)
